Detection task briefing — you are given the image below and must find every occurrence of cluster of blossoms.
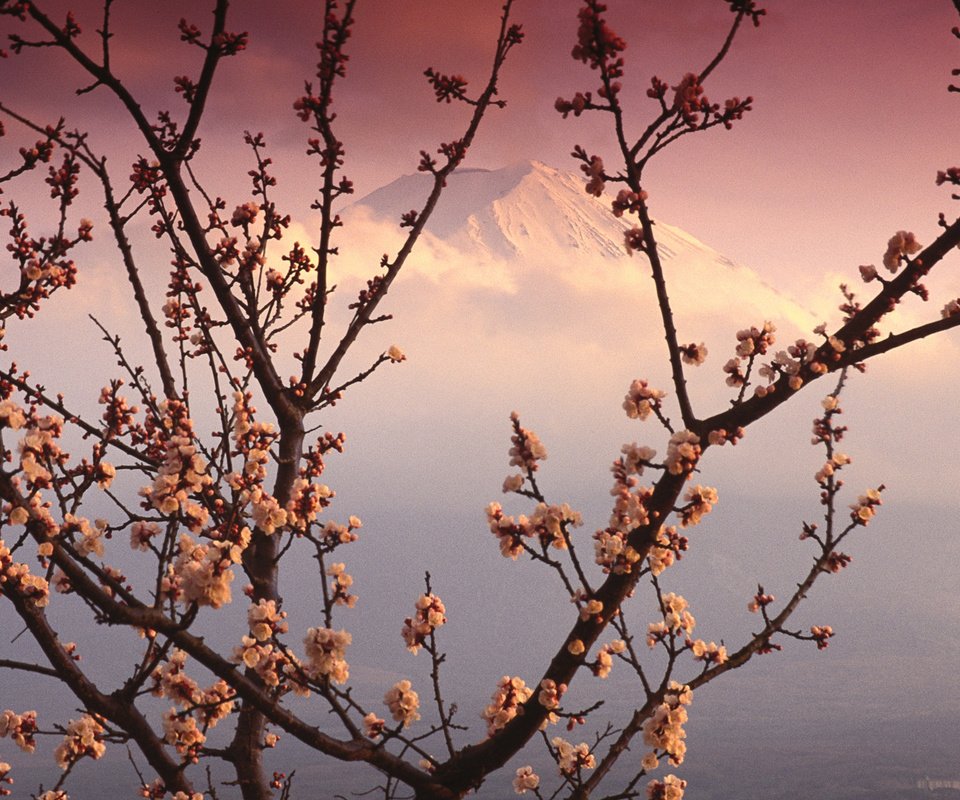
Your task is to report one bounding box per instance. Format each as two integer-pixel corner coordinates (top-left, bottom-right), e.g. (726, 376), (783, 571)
(513, 765), (540, 795)
(362, 712), (385, 739)
(648, 593), (695, 647)
(552, 736), (596, 776)
(724, 322), (776, 388)
(303, 627), (351, 685)
(622, 379), (666, 421)
(327, 562), (356, 607)
(850, 487), (883, 525)
(401, 592), (446, 653)
(384, 679), (420, 728)
(665, 430), (700, 476)
(591, 639), (627, 678)
(508, 412), (548, 473)
(164, 533), (245, 609)
(232, 599), (301, 690)
(162, 710), (205, 760)
(646, 774), (687, 800)
(672, 72), (708, 126)
(679, 342), (708, 366)
(748, 589), (775, 614)
(647, 527), (688, 577)
(53, 715), (106, 770)
(814, 452), (851, 486)
(760, 337), (823, 391)
(0, 537), (50, 608)
(881, 230), (922, 272)
(537, 678), (565, 721)
(482, 676), (533, 736)
(689, 638), (728, 665)
(18, 413), (64, 490)
(151, 650), (236, 754)
(611, 188), (646, 217)
(0, 709), (37, 752)
(594, 525), (642, 574)
(581, 154), (605, 196)
(677, 485), (718, 528)
(140, 402), (211, 532)
(735, 322), (776, 358)
(247, 598), (288, 642)
(138, 779), (203, 800)
(60, 514), (107, 558)
(642, 682), (692, 766)
(810, 625), (834, 650)
(129, 520), (161, 551)
(485, 501), (583, 559)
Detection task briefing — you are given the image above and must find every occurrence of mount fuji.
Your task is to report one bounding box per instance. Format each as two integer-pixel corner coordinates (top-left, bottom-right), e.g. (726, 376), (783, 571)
(339, 160), (820, 337)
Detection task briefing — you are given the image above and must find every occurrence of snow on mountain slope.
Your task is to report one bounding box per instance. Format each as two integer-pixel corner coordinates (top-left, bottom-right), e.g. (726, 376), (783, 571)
(339, 160), (821, 340)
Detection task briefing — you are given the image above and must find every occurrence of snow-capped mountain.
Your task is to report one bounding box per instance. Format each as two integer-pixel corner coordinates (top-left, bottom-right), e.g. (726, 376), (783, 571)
(341, 160), (820, 336)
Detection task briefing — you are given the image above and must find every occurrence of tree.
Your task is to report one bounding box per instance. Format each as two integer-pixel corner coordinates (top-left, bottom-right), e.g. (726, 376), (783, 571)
(0, 2), (957, 799)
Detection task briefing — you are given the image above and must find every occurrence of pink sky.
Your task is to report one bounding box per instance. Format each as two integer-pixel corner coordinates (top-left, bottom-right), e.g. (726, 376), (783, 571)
(3, 1), (957, 297)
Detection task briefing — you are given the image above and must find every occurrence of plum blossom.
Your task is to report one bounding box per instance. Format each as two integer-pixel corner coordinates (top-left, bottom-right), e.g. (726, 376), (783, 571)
(882, 230), (921, 272)
(53, 715), (106, 769)
(384, 679), (420, 728)
(660, 593), (695, 634)
(647, 774), (687, 800)
(678, 485), (717, 528)
(665, 430), (700, 476)
(508, 412), (547, 472)
(513, 766), (540, 794)
(401, 592), (447, 653)
(622, 379), (666, 421)
(810, 624), (834, 649)
(642, 682), (692, 766)
(679, 342), (708, 366)
(850, 487), (883, 525)
(0, 709), (37, 752)
(482, 676), (533, 736)
(689, 639), (727, 665)
(363, 712), (385, 739)
(552, 736), (595, 775)
(303, 627), (351, 684)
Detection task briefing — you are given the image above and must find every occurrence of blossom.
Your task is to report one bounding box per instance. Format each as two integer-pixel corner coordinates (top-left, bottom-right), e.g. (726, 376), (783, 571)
(387, 344), (406, 363)
(303, 627), (351, 684)
(623, 379), (666, 421)
(538, 678), (565, 711)
(513, 766), (540, 794)
(647, 774), (687, 800)
(679, 342), (707, 366)
(810, 624), (834, 649)
(54, 715), (106, 769)
(482, 676), (532, 736)
(678, 485), (717, 528)
(508, 412), (548, 472)
(0, 709), (37, 752)
(401, 592), (447, 653)
(552, 736), (595, 775)
(660, 593), (695, 634)
(850, 487), (883, 525)
(665, 430), (701, 476)
(642, 682), (692, 766)
(384, 679), (420, 728)
(172, 534), (236, 609)
(248, 599), (287, 642)
(882, 230), (921, 272)
(363, 712), (385, 739)
(690, 639), (727, 665)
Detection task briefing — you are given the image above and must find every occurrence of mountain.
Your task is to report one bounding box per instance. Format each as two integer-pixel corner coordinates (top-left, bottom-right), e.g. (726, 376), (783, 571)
(343, 160), (820, 334)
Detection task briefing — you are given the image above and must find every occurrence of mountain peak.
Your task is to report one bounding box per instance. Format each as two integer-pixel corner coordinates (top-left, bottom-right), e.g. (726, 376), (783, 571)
(351, 160), (737, 266)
